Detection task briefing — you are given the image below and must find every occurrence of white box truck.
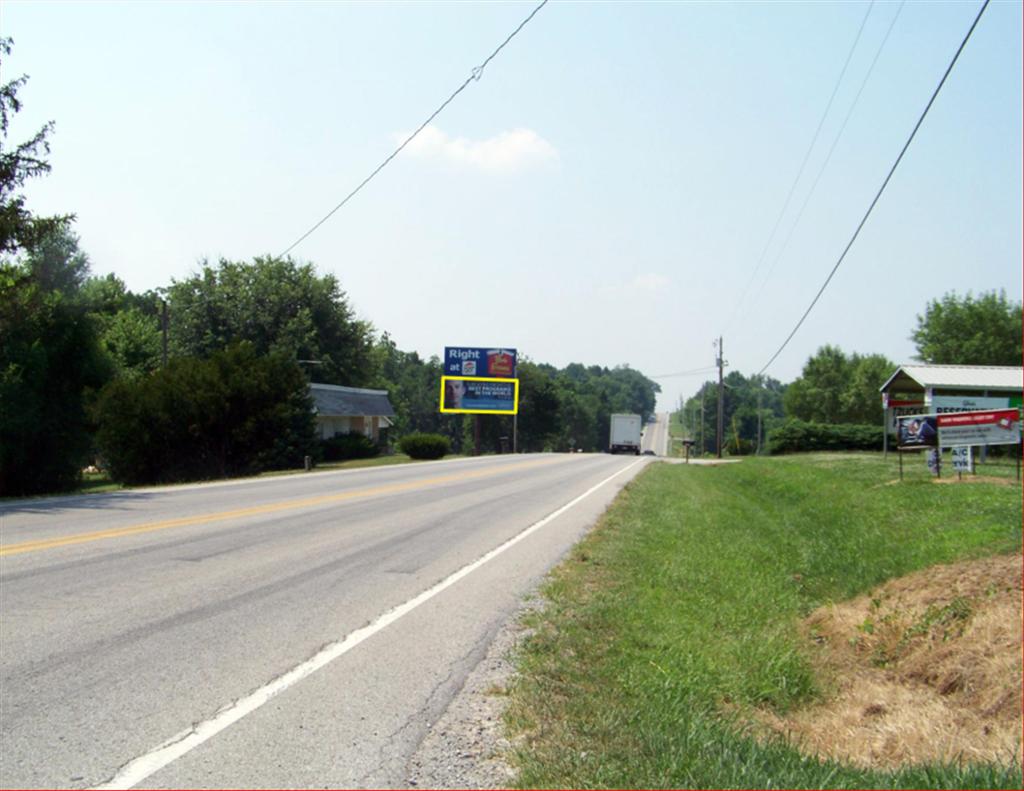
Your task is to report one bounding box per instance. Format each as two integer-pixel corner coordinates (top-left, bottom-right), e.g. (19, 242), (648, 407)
(609, 413), (642, 455)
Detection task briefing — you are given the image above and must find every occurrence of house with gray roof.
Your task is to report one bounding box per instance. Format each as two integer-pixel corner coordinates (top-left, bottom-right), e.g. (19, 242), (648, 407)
(309, 383), (396, 443)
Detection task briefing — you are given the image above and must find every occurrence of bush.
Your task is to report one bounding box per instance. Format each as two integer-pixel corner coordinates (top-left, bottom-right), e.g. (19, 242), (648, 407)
(94, 343), (316, 484)
(320, 431), (380, 461)
(767, 418), (882, 454)
(399, 433), (451, 460)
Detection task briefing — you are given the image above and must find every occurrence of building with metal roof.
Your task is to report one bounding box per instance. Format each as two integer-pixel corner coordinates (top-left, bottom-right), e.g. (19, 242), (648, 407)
(310, 383), (396, 442)
(879, 365), (1022, 454)
(880, 364), (1023, 396)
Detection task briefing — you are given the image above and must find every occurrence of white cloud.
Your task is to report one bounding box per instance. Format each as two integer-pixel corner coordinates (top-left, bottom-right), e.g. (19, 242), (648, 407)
(397, 125), (558, 172)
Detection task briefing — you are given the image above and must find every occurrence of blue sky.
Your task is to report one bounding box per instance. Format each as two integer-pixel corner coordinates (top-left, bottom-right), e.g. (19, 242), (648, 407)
(4, 0), (1021, 411)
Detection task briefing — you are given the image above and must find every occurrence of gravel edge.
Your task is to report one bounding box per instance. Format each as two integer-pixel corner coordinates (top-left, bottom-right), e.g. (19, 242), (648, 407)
(403, 598), (540, 789)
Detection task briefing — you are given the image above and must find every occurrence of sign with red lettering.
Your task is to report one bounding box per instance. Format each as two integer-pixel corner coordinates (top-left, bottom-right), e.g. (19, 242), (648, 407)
(937, 409), (1021, 448)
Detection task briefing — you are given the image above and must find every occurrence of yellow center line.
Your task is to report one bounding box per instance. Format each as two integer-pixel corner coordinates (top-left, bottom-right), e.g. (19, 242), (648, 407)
(0, 457), (567, 557)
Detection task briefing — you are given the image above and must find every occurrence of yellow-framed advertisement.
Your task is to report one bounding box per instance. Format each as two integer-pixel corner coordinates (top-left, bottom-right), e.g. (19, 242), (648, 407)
(439, 376), (519, 415)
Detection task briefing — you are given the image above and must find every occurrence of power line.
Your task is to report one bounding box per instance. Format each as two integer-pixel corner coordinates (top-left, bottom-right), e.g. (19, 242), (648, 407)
(723, 1), (875, 337)
(650, 366), (718, 379)
(745, 0), (905, 312)
(757, 0), (990, 377)
(277, 0), (549, 259)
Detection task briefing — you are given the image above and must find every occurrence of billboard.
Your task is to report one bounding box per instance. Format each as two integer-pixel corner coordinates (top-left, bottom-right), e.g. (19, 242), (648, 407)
(440, 376), (519, 415)
(937, 409), (1021, 448)
(444, 347), (517, 379)
(897, 414), (938, 449)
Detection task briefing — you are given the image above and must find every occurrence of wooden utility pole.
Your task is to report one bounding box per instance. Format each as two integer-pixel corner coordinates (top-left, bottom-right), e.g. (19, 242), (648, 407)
(756, 376), (763, 455)
(699, 384), (705, 456)
(716, 336), (724, 459)
(161, 299), (169, 367)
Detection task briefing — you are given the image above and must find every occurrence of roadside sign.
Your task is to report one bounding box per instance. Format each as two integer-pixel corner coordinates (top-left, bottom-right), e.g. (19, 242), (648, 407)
(887, 401), (926, 434)
(951, 446), (973, 473)
(439, 376), (519, 415)
(926, 449), (940, 476)
(937, 408), (1021, 448)
(897, 414), (938, 449)
(444, 347), (517, 379)
(931, 395), (1011, 415)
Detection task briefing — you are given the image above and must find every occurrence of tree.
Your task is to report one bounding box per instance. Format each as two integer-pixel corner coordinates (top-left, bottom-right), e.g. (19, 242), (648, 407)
(24, 224), (90, 296)
(0, 44), (109, 496)
(94, 344), (316, 485)
(166, 257), (373, 385)
(841, 353), (893, 424)
(81, 273), (162, 378)
(784, 345), (849, 423)
(1, 264), (111, 495)
(912, 290), (1022, 366)
(680, 372), (785, 455)
(784, 346), (894, 426)
(0, 38), (71, 255)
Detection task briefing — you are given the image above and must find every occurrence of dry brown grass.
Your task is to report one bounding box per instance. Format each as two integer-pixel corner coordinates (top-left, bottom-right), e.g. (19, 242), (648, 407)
(754, 553), (1023, 769)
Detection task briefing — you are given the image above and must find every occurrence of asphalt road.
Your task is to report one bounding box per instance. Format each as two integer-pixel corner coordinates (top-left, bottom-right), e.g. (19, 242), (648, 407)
(0, 453), (648, 789)
(641, 412), (670, 457)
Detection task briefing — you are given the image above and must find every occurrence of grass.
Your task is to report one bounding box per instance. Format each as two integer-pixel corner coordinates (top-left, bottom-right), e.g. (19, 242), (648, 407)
(667, 410), (697, 458)
(505, 453), (1022, 789)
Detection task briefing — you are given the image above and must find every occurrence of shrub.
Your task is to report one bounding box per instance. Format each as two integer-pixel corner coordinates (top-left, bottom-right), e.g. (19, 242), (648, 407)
(94, 343), (316, 484)
(399, 433), (451, 460)
(320, 431), (380, 461)
(767, 418), (882, 454)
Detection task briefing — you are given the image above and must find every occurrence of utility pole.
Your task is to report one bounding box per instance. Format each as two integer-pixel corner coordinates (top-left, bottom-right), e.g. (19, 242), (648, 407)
(716, 336), (725, 459)
(161, 299), (169, 367)
(756, 377), (763, 455)
(699, 384), (705, 456)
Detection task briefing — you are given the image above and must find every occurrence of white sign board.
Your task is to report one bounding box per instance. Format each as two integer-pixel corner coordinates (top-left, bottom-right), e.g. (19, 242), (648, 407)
(938, 409), (1021, 449)
(931, 396), (1009, 415)
(926, 448), (940, 476)
(951, 446), (973, 473)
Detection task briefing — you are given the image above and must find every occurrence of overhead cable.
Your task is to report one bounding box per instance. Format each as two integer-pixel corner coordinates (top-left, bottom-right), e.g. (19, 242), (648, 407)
(746, 0), (905, 311)
(650, 366), (719, 379)
(277, 0), (549, 258)
(757, 0), (990, 376)
(723, 1), (875, 336)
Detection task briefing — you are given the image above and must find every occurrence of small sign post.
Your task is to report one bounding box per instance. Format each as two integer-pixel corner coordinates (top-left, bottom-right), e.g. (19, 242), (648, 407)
(951, 446), (972, 480)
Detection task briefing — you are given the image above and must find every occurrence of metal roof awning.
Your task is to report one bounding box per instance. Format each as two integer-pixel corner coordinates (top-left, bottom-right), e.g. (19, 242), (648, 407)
(880, 364), (1023, 394)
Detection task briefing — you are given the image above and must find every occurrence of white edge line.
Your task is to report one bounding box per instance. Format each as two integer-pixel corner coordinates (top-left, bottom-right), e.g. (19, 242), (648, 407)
(91, 457), (647, 790)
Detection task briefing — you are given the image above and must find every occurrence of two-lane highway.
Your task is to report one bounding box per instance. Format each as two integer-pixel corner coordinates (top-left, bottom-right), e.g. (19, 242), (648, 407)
(0, 453), (649, 789)
(641, 412), (670, 457)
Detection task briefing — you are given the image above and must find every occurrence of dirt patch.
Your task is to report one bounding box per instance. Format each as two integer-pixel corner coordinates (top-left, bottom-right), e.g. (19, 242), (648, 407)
(755, 553), (1022, 769)
(932, 475), (1019, 487)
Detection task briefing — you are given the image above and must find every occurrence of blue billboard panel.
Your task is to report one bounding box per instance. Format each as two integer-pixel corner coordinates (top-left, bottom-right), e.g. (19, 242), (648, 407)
(444, 347), (517, 379)
(440, 376), (519, 415)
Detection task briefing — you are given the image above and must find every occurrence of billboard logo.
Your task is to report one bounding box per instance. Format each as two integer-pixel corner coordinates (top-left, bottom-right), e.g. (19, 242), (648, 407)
(488, 351), (514, 377)
(444, 346), (517, 378)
